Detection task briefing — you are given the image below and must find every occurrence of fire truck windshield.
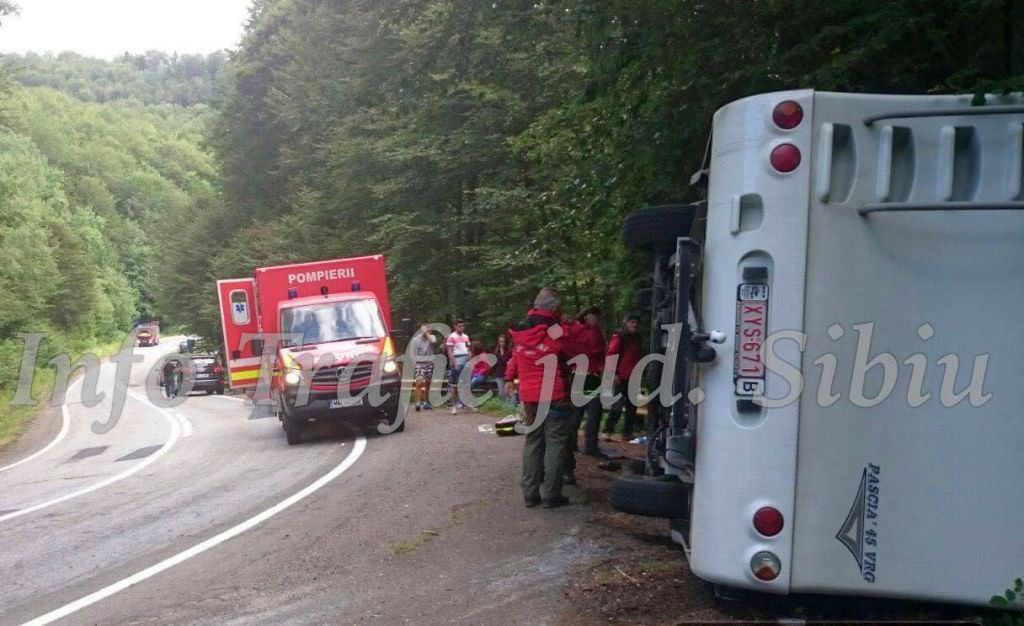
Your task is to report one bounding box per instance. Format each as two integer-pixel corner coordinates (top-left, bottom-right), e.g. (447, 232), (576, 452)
(280, 298), (386, 346)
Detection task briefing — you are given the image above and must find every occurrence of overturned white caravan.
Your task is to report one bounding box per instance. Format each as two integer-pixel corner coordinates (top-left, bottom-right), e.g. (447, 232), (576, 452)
(613, 90), (1024, 608)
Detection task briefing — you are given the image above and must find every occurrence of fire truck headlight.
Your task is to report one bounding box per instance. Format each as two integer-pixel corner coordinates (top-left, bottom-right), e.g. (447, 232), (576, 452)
(284, 370), (303, 386)
(382, 359), (398, 374)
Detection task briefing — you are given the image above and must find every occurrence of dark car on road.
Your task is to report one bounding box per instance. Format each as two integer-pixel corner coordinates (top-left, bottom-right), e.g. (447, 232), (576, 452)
(186, 353), (225, 395)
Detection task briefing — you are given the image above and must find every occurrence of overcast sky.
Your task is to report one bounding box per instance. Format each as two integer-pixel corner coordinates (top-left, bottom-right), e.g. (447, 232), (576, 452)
(0, 0), (252, 58)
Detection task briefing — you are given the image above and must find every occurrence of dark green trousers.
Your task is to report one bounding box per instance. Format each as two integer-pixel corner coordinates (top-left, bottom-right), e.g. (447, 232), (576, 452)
(521, 403), (571, 501)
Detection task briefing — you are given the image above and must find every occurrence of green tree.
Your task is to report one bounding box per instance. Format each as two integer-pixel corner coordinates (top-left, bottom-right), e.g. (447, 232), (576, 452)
(0, 131), (61, 337)
(0, 78), (218, 393)
(46, 220), (99, 330)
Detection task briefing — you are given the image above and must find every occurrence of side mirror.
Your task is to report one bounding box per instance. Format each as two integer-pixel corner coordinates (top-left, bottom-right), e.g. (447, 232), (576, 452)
(393, 318), (415, 353)
(179, 341), (188, 354)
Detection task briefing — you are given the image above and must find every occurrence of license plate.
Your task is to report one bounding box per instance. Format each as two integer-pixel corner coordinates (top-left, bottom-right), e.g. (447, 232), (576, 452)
(329, 396), (363, 409)
(734, 283), (769, 396)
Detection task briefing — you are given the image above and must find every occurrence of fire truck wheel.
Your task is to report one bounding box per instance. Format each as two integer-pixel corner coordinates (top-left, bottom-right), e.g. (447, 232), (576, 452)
(390, 414), (406, 432)
(384, 406), (405, 432)
(284, 418), (303, 445)
(275, 394), (288, 424)
(621, 203), (700, 249)
(610, 475), (690, 519)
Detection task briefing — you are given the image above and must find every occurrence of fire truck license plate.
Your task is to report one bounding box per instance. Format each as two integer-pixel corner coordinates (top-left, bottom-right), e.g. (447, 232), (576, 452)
(734, 283), (768, 396)
(330, 396), (363, 409)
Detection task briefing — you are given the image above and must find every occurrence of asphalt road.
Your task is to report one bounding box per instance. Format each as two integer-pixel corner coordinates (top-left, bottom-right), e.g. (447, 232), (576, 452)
(0, 340), (598, 625)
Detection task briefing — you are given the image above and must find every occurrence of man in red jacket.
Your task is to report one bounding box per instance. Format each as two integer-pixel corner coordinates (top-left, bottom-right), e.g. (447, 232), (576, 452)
(604, 313), (644, 440)
(505, 287), (583, 509)
(567, 306), (606, 472)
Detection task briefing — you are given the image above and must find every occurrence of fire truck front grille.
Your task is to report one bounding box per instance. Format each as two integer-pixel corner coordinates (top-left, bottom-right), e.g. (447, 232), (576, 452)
(311, 363), (375, 388)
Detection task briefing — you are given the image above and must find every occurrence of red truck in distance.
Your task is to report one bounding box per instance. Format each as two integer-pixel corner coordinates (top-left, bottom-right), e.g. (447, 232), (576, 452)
(135, 321), (160, 347)
(217, 256), (404, 444)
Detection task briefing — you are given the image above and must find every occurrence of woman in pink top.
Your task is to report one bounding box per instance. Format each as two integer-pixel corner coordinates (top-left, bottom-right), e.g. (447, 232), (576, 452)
(470, 341), (491, 389)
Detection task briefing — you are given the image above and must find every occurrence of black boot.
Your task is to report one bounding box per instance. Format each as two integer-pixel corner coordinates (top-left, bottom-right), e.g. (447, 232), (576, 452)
(542, 495), (570, 509)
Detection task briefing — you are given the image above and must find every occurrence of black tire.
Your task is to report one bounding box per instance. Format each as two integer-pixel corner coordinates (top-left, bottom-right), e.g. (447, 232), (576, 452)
(386, 407), (405, 433)
(621, 204), (701, 249)
(216, 387), (225, 395)
(276, 394), (288, 429)
(205, 389), (213, 395)
(611, 475), (690, 519)
(284, 418), (303, 445)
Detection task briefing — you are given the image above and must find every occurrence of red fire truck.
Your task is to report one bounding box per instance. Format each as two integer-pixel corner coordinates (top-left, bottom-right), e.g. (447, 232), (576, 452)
(217, 255), (404, 444)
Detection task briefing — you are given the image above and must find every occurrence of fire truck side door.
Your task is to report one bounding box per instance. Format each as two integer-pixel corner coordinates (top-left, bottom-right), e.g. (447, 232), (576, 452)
(217, 278), (260, 389)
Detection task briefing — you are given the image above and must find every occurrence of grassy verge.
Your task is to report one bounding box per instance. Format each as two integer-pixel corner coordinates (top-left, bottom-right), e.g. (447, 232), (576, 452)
(475, 394), (518, 417)
(0, 337), (125, 450)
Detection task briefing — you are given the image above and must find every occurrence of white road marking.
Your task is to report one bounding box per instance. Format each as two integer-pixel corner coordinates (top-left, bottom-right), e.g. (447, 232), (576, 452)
(0, 378), (79, 474)
(0, 390), (180, 524)
(23, 437), (367, 626)
(171, 411), (194, 438)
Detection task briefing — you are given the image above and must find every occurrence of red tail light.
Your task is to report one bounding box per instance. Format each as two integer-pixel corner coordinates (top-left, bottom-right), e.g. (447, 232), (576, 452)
(213, 366), (224, 375)
(753, 507), (784, 537)
(772, 100), (803, 129)
(770, 143), (801, 173)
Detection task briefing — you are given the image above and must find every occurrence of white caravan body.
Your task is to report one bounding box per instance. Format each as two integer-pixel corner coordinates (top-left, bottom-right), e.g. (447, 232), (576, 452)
(687, 90), (1024, 606)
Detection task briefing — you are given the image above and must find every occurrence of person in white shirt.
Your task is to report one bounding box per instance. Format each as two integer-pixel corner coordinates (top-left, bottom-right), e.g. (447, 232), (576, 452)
(445, 319), (471, 413)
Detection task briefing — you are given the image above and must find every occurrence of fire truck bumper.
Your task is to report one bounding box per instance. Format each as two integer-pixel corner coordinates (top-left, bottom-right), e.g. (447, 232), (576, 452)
(281, 376), (402, 422)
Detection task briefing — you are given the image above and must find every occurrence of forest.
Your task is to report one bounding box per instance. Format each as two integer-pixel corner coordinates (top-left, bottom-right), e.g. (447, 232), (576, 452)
(1, 0), (1022, 431)
(0, 2), (218, 438)
(196, 0), (1024, 339)
(3, 51), (226, 106)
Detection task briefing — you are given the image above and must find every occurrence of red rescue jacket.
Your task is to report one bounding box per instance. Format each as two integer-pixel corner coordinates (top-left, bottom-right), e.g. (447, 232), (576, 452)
(570, 322), (605, 376)
(505, 309), (585, 403)
(607, 329), (643, 383)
